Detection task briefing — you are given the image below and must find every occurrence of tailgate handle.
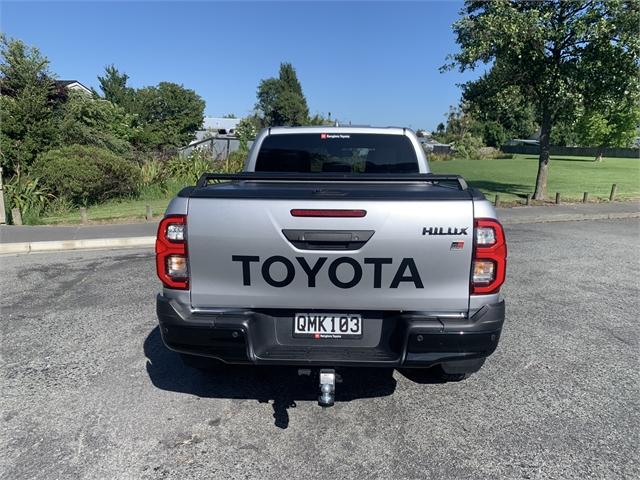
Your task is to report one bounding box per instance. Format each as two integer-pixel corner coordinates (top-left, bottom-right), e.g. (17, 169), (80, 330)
(282, 230), (374, 251)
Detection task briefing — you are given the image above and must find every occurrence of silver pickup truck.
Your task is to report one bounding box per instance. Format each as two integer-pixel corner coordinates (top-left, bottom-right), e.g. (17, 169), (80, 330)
(155, 126), (506, 405)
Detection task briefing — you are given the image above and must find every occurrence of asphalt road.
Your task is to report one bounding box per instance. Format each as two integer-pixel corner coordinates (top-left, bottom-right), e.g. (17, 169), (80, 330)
(1, 219), (638, 480)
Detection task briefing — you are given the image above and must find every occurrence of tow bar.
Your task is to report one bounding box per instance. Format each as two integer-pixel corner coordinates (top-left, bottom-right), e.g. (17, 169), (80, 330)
(318, 369), (336, 407)
(297, 368), (339, 407)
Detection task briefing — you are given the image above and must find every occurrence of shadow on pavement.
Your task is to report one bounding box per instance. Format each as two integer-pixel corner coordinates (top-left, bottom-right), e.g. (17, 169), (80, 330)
(144, 327), (398, 429)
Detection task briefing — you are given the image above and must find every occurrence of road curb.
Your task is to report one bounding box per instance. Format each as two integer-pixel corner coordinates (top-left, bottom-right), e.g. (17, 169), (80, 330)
(500, 211), (640, 225)
(0, 236), (156, 255)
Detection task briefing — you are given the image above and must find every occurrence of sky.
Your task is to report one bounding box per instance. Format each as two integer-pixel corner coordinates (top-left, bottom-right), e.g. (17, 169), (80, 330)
(1, 0), (484, 130)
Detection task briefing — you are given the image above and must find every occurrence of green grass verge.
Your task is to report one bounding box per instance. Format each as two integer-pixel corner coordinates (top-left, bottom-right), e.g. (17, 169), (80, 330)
(37, 179), (187, 225)
(37, 154), (639, 224)
(430, 154), (640, 203)
(39, 197), (172, 225)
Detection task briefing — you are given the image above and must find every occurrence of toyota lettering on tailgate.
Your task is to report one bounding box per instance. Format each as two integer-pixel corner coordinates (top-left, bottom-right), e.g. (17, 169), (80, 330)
(231, 255), (424, 289)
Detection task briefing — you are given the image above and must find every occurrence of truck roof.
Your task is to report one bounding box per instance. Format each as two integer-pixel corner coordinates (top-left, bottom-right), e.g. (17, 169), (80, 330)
(266, 126), (411, 135)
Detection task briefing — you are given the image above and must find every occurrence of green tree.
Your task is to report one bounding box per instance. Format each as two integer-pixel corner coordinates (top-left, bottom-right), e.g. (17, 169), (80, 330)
(444, 1), (640, 199)
(444, 105), (473, 140)
(550, 117), (580, 147)
(479, 121), (508, 148)
(56, 91), (137, 155)
(462, 70), (537, 145)
(132, 82), (205, 152)
(97, 65), (133, 108)
(307, 112), (333, 126)
(432, 122), (447, 142)
(575, 98), (640, 161)
(256, 63), (309, 126)
(0, 36), (60, 176)
(98, 66), (205, 154)
(434, 106), (485, 157)
(235, 116), (259, 151)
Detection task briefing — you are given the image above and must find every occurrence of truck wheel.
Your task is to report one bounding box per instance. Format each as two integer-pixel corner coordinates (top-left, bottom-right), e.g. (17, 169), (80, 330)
(179, 353), (224, 372)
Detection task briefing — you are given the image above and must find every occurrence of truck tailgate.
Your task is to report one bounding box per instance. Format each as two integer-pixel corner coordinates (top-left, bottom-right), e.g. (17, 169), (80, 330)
(187, 196), (473, 312)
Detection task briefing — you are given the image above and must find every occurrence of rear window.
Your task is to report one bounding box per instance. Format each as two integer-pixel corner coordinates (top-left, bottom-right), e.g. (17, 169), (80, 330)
(255, 133), (419, 173)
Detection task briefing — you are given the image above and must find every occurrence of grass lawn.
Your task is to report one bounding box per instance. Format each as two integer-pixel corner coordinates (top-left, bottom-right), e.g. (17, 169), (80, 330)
(38, 197), (173, 225)
(37, 154), (639, 224)
(430, 154), (640, 204)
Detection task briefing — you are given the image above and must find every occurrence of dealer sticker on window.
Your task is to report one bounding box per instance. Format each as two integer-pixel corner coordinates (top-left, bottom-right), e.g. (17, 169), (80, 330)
(320, 133), (351, 139)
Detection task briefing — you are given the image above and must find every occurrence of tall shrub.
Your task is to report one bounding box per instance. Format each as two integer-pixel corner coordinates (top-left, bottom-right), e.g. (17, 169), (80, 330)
(31, 144), (141, 205)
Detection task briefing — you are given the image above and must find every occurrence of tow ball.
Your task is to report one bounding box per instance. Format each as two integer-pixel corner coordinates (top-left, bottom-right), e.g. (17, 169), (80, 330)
(318, 369), (336, 407)
(298, 368), (340, 407)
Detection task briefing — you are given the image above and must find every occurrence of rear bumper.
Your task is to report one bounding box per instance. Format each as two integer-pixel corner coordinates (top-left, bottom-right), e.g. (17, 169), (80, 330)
(156, 295), (505, 368)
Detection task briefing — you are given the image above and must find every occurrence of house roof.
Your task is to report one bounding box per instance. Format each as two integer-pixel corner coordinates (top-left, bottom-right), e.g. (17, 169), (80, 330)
(203, 117), (241, 131)
(418, 137), (450, 147)
(55, 80), (92, 94)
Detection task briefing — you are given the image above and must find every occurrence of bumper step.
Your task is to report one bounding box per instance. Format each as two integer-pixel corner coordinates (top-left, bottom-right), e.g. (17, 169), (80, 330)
(257, 346), (399, 363)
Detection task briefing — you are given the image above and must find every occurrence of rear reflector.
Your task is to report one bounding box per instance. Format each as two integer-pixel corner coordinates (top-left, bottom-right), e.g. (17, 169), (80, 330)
(290, 209), (367, 218)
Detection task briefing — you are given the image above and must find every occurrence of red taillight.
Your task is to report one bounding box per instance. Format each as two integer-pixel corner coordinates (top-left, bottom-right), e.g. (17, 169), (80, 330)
(472, 218), (507, 294)
(155, 215), (188, 289)
(290, 209), (367, 218)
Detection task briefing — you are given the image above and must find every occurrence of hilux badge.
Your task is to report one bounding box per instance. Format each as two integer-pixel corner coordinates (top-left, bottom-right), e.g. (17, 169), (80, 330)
(422, 227), (468, 236)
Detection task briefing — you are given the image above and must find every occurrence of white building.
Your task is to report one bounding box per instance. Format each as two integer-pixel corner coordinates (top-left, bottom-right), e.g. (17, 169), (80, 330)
(55, 80), (92, 95)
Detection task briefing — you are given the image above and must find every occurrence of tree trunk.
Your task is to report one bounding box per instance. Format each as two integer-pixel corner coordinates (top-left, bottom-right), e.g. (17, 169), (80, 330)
(533, 110), (552, 200)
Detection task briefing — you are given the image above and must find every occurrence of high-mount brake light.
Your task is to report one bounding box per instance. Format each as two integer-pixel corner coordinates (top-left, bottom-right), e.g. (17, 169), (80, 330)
(472, 218), (507, 294)
(155, 215), (188, 289)
(291, 209), (367, 218)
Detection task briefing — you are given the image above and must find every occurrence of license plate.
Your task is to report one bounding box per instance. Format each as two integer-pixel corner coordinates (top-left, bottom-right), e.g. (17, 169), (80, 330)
(294, 313), (362, 339)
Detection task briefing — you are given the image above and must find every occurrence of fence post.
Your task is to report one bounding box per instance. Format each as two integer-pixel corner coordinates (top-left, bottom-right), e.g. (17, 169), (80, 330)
(494, 194), (500, 207)
(146, 205), (153, 221)
(80, 207), (88, 225)
(526, 194), (532, 206)
(0, 167), (6, 225)
(609, 184), (617, 202)
(555, 192), (561, 204)
(582, 192), (589, 203)
(11, 207), (22, 226)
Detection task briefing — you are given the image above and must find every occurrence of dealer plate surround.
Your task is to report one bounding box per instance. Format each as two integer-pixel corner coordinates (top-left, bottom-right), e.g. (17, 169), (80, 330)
(294, 313), (362, 339)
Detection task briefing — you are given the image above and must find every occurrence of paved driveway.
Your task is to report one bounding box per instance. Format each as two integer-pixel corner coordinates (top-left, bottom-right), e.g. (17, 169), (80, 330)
(1, 219), (638, 479)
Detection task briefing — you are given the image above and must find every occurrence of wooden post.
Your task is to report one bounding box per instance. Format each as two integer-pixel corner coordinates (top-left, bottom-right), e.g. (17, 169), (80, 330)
(494, 194), (500, 207)
(609, 184), (617, 202)
(526, 194), (532, 206)
(0, 167), (6, 225)
(11, 207), (22, 226)
(582, 192), (589, 203)
(145, 205), (153, 221)
(555, 192), (561, 204)
(80, 207), (88, 225)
